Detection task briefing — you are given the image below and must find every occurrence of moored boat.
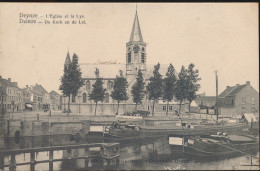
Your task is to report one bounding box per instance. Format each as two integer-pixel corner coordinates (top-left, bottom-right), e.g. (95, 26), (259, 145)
(103, 120), (248, 140)
(168, 132), (259, 160)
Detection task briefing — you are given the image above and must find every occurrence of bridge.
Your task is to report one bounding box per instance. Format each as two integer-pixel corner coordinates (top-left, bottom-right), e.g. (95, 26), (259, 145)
(0, 142), (120, 171)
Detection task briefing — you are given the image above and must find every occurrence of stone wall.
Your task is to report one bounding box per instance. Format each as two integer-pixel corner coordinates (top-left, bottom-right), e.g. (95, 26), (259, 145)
(65, 103), (142, 115)
(5, 120), (83, 138)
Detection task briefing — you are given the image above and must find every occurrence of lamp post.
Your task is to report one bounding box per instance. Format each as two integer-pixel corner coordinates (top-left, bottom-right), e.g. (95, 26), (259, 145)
(78, 95), (81, 114)
(215, 71), (219, 121)
(63, 95), (66, 112)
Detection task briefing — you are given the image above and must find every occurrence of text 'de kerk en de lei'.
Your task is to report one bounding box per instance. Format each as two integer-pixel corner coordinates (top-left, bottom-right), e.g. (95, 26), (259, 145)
(19, 13), (86, 24)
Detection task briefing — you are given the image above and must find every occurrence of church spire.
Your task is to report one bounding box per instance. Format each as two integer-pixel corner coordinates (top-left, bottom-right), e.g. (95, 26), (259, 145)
(129, 11), (143, 42)
(64, 51), (71, 67)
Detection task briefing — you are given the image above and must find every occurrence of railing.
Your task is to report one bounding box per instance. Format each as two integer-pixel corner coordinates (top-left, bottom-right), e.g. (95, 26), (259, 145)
(0, 142), (120, 171)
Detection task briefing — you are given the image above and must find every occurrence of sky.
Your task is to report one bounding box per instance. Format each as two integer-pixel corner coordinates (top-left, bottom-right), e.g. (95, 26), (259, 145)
(0, 3), (258, 96)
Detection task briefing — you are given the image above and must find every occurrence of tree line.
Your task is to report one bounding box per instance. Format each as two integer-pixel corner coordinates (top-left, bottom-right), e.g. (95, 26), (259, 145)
(59, 54), (200, 116)
(136, 63), (200, 116)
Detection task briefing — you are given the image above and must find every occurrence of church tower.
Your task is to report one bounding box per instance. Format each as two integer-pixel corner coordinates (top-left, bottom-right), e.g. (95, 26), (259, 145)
(126, 11), (147, 87)
(64, 51), (71, 69)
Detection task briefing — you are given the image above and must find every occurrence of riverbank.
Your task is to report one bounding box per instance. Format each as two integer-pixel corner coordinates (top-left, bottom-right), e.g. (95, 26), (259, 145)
(3, 111), (258, 138)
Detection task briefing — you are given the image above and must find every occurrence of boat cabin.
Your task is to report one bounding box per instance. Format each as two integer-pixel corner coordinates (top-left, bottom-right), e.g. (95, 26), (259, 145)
(110, 122), (141, 130)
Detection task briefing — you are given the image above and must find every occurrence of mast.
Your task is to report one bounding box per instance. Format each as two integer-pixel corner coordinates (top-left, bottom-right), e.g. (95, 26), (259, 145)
(215, 71), (218, 121)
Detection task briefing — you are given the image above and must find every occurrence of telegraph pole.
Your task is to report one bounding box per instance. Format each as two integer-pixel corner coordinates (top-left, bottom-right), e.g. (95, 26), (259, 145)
(215, 71), (219, 121)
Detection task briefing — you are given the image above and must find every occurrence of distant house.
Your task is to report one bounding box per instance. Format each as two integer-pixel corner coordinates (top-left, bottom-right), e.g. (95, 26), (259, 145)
(0, 76), (24, 112)
(218, 81), (259, 116)
(50, 90), (61, 110)
(155, 99), (189, 115)
(195, 96), (216, 114)
(22, 86), (33, 111)
(190, 100), (200, 113)
(195, 96), (216, 108)
(31, 84), (51, 111)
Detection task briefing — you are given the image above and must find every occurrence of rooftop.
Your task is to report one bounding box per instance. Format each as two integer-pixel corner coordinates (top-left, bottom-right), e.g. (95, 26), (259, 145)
(32, 84), (48, 96)
(79, 63), (178, 80)
(219, 84), (247, 98)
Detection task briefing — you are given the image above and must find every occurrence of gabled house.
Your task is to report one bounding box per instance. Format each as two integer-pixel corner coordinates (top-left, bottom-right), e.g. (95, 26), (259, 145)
(50, 90), (61, 110)
(22, 86), (33, 110)
(218, 81), (259, 116)
(0, 76), (24, 112)
(31, 84), (51, 111)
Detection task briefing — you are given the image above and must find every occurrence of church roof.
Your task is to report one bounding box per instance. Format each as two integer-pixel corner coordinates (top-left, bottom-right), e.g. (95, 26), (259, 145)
(79, 63), (178, 80)
(80, 63), (125, 79)
(129, 12), (143, 42)
(64, 51), (71, 65)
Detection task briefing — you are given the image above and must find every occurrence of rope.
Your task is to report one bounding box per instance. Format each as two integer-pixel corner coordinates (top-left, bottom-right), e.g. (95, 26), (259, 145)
(209, 140), (259, 159)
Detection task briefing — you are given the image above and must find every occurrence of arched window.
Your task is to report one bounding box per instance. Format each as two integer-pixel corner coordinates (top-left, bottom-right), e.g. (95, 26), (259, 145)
(83, 93), (87, 103)
(104, 93), (109, 103)
(128, 52), (131, 63)
(86, 80), (91, 90)
(141, 53), (145, 63)
(72, 95), (76, 103)
(107, 81), (113, 90)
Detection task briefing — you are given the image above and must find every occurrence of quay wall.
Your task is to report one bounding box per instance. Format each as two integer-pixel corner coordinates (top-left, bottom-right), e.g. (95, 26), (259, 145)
(5, 120), (84, 138)
(66, 103), (139, 115)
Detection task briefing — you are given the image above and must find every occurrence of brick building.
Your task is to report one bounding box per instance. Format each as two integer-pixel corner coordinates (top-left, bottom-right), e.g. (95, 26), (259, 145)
(22, 86), (33, 110)
(218, 81), (259, 116)
(31, 84), (51, 111)
(0, 76), (24, 112)
(50, 90), (61, 110)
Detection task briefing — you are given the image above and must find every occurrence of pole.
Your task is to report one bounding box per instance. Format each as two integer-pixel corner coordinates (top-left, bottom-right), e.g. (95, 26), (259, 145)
(78, 96), (81, 114)
(215, 71), (218, 121)
(63, 96), (65, 112)
(78, 91), (81, 114)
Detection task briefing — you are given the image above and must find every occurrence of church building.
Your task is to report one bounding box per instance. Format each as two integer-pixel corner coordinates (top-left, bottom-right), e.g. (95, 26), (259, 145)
(62, 11), (188, 115)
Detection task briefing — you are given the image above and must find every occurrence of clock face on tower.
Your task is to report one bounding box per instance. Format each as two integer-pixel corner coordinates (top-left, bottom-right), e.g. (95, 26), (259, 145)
(133, 45), (140, 53)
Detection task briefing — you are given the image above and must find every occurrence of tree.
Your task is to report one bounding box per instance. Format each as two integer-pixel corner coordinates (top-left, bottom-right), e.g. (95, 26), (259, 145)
(186, 63), (201, 113)
(131, 69), (145, 111)
(162, 63), (177, 116)
(89, 68), (106, 116)
(175, 65), (189, 115)
(147, 63), (163, 116)
(59, 53), (84, 115)
(111, 70), (128, 115)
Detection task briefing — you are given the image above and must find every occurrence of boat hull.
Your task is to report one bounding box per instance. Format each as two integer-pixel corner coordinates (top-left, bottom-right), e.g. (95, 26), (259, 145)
(170, 139), (259, 160)
(104, 123), (248, 140)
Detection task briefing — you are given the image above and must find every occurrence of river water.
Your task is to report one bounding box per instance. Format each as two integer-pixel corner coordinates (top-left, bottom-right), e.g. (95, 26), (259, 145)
(2, 135), (259, 170)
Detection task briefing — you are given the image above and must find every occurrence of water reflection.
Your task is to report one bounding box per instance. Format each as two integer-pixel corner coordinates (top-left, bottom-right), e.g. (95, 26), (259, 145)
(2, 136), (259, 170)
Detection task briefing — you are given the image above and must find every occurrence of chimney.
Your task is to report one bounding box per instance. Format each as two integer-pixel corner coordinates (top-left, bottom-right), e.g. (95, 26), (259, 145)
(8, 78), (11, 82)
(26, 85), (28, 88)
(0, 75), (2, 79)
(246, 81), (250, 85)
(226, 86), (230, 89)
